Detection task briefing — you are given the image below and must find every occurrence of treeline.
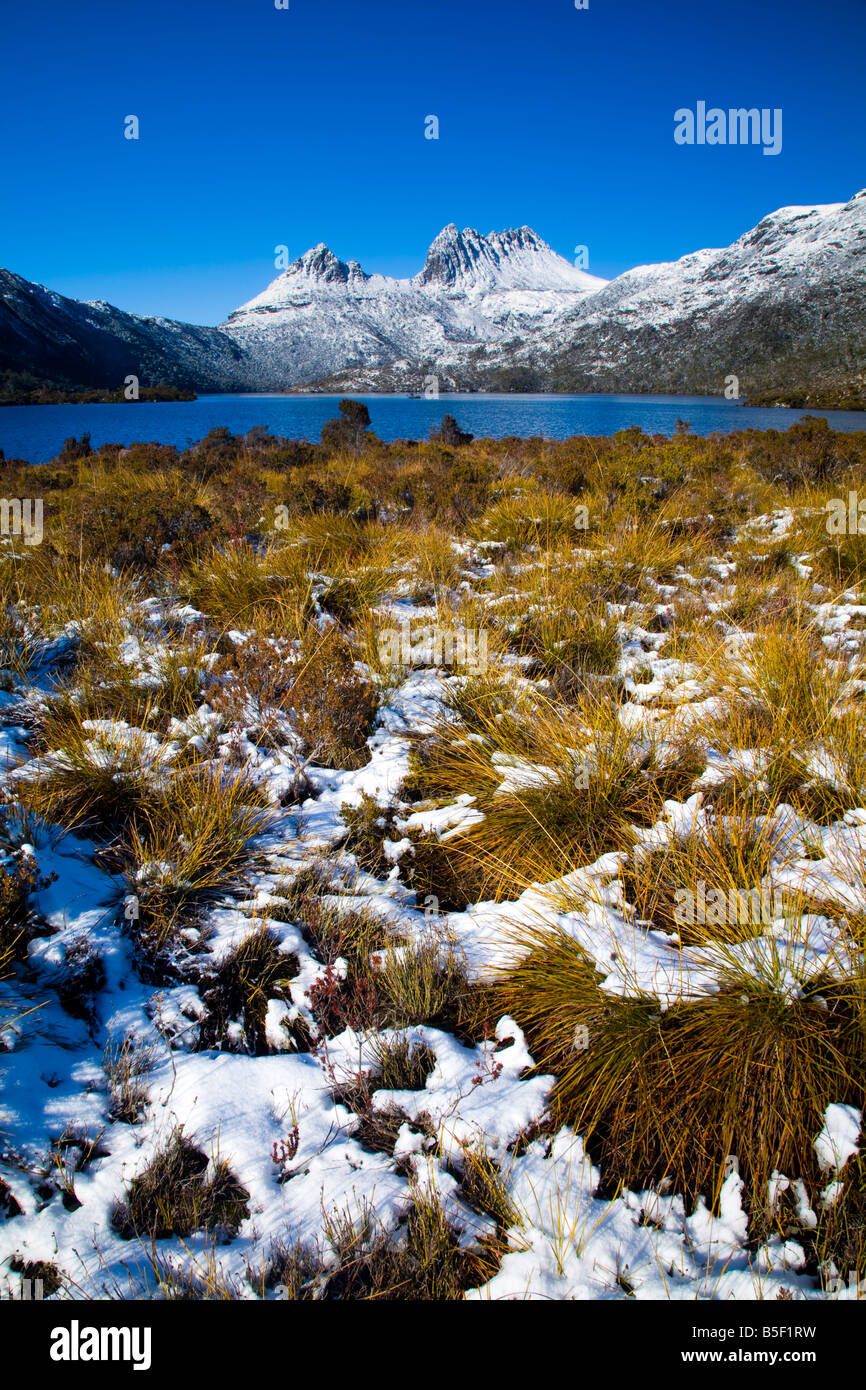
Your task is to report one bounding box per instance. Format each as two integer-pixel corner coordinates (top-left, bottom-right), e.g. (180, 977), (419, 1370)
(0, 372), (195, 406)
(746, 386), (865, 411)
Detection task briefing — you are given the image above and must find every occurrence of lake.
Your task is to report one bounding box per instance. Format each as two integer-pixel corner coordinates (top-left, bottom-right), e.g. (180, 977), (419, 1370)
(1, 392), (863, 464)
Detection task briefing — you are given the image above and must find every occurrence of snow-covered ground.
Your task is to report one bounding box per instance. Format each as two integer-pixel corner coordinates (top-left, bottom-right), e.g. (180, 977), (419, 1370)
(1, 523), (863, 1303)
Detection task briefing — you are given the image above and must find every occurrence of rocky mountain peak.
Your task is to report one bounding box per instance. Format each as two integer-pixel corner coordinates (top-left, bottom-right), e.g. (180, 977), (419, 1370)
(415, 224), (545, 288)
(414, 224), (598, 292)
(295, 244), (351, 284)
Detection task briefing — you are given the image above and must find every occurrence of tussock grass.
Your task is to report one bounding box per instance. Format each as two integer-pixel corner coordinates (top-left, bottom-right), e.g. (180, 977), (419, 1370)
(480, 550), (621, 690)
(409, 686), (698, 894)
(456, 1140), (519, 1230)
(199, 925), (298, 1054)
(621, 801), (790, 946)
(8, 1257), (64, 1297)
(183, 540), (310, 631)
(734, 616), (856, 742)
(317, 1185), (498, 1299)
(476, 486), (584, 550)
(369, 1031), (436, 1091)
(397, 524), (463, 597)
(0, 604), (44, 677)
(111, 1128), (249, 1240)
(813, 1152), (866, 1288)
(39, 634), (217, 733)
(582, 514), (709, 600)
(263, 1181), (499, 1300)
(691, 614), (866, 817)
(15, 715), (173, 834)
(144, 1244), (243, 1300)
(287, 626), (378, 769)
(377, 934), (469, 1029)
(103, 1032), (158, 1124)
(490, 927), (866, 1207)
(125, 765), (274, 954)
(276, 870), (466, 1036)
(342, 792), (400, 877)
(15, 555), (140, 641)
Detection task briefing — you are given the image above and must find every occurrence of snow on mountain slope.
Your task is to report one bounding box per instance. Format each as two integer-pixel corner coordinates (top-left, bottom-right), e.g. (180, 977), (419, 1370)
(564, 192), (866, 326)
(529, 189), (866, 393)
(220, 225), (607, 388)
(309, 191), (866, 396)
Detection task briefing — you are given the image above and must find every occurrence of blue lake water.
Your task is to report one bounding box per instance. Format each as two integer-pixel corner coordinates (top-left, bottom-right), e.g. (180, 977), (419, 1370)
(1, 393), (863, 464)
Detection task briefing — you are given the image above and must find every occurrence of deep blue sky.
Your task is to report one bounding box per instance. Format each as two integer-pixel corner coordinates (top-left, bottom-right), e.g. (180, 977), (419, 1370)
(2, 0), (864, 325)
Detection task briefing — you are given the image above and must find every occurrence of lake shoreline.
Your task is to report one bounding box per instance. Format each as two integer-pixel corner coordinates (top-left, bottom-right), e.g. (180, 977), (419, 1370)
(2, 386), (862, 409)
(2, 391), (864, 467)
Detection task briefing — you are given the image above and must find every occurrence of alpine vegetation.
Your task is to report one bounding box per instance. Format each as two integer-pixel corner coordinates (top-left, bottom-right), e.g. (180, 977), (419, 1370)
(0, 409), (865, 1302)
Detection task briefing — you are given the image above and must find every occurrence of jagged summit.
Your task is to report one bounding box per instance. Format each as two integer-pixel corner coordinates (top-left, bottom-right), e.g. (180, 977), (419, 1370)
(414, 224), (599, 292)
(218, 221), (608, 384)
(228, 223), (605, 322)
(225, 246), (370, 321)
(295, 244), (351, 283)
(287, 244), (369, 286)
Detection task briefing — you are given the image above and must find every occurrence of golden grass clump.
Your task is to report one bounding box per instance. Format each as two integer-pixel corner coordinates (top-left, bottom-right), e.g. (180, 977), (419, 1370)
(125, 764), (275, 954)
(408, 684), (700, 896)
(490, 926), (866, 1209)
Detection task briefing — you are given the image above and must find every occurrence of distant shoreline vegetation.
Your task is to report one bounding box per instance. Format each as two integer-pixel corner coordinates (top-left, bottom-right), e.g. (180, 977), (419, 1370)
(0, 378), (196, 407)
(1, 377), (863, 412)
(744, 388), (865, 412)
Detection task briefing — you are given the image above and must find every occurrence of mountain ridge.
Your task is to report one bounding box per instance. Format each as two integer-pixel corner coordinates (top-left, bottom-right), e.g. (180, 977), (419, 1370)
(0, 268), (249, 395)
(219, 222), (606, 389)
(286, 193), (866, 398)
(1, 195), (864, 401)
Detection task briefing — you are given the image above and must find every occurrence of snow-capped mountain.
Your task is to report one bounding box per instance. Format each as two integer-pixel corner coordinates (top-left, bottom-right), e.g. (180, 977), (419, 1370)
(292, 193), (866, 396)
(1, 193), (863, 400)
(220, 225), (606, 388)
(414, 225), (602, 293)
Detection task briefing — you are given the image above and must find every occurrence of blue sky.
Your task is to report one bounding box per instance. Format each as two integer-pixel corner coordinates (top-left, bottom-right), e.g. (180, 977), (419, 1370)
(2, 0), (864, 325)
